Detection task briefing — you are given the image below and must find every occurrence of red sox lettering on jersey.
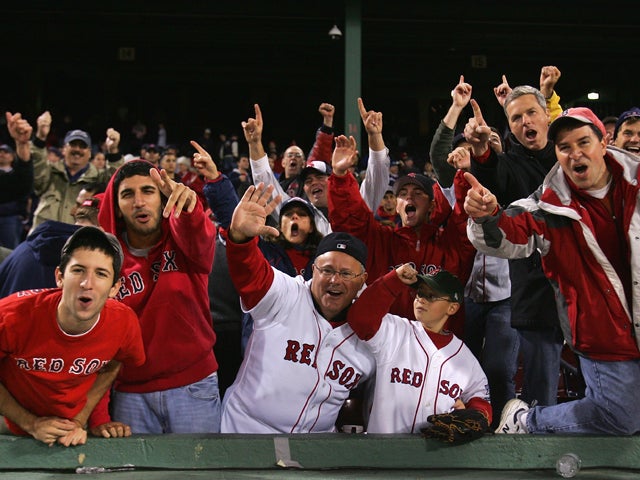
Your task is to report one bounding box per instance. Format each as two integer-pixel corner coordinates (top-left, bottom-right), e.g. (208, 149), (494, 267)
(390, 367), (463, 399)
(117, 249), (179, 300)
(284, 339), (363, 390)
(14, 357), (109, 375)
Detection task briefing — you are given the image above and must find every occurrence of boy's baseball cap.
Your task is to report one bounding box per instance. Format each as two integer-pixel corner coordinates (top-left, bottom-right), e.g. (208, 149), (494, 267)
(64, 129), (92, 149)
(613, 107), (640, 140)
(548, 107), (606, 142)
(413, 269), (463, 303)
(314, 232), (367, 267)
(393, 173), (435, 198)
(61, 226), (123, 279)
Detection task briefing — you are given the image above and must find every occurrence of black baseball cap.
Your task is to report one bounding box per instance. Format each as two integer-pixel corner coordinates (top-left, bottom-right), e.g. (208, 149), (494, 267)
(314, 232), (367, 266)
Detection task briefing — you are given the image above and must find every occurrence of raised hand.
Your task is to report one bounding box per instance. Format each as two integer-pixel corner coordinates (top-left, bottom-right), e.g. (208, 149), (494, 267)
(228, 183), (281, 243)
(357, 97), (382, 136)
(150, 167), (198, 218)
(241, 104), (263, 145)
(6, 112), (33, 145)
(36, 111), (51, 142)
(463, 100), (492, 157)
(539, 65), (561, 99)
(105, 128), (121, 153)
(191, 140), (219, 180)
(319, 103), (335, 128)
(395, 263), (418, 286)
(331, 135), (358, 176)
(446, 146), (471, 171)
(451, 75), (472, 109)
(493, 74), (512, 107)
(463, 172), (498, 218)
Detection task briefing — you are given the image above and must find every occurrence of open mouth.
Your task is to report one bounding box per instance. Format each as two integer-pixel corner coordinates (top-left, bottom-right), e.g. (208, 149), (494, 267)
(311, 187), (323, 196)
(626, 145), (640, 153)
(290, 223), (299, 235)
(405, 204), (417, 218)
(134, 211), (150, 222)
(78, 296), (92, 305)
(524, 129), (537, 140)
(573, 164), (588, 174)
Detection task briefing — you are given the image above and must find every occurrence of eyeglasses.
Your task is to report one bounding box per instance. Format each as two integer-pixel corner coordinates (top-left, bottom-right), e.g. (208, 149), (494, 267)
(415, 291), (451, 303)
(285, 152), (303, 158)
(313, 264), (364, 281)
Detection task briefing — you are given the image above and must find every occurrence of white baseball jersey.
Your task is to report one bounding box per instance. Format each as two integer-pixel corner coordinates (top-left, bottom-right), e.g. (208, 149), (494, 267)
(365, 314), (490, 434)
(221, 270), (375, 433)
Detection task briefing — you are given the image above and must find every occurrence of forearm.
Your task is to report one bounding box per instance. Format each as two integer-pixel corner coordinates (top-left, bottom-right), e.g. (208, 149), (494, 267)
(429, 122), (456, 187)
(359, 148), (390, 210)
(347, 270), (404, 340)
(0, 382), (37, 435)
(367, 132), (385, 152)
(73, 361), (121, 427)
(247, 141), (266, 161)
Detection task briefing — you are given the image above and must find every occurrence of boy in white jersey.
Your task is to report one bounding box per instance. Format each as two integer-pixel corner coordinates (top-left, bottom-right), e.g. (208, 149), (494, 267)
(347, 263), (491, 442)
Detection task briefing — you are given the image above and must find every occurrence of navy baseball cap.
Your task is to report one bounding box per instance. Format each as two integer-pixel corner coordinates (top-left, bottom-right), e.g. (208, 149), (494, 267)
(315, 232), (367, 267)
(413, 269), (463, 303)
(280, 196), (314, 220)
(613, 107), (640, 140)
(64, 129), (92, 149)
(0, 144), (14, 154)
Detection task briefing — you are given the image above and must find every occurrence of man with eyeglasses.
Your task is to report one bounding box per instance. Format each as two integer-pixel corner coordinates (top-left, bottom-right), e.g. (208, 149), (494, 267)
(347, 263), (491, 440)
(9, 110), (124, 233)
(220, 183), (375, 433)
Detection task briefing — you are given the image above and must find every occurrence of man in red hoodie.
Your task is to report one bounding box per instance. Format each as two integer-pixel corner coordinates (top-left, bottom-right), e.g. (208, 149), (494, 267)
(98, 159), (220, 434)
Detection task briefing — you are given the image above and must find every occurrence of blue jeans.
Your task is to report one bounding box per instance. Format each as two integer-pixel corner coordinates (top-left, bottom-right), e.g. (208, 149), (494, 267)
(527, 357), (640, 434)
(112, 372), (221, 434)
(464, 298), (519, 428)
(519, 327), (564, 406)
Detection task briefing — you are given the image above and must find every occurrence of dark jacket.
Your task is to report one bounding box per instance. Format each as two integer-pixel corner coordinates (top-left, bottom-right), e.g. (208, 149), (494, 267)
(471, 135), (558, 330)
(0, 221), (79, 298)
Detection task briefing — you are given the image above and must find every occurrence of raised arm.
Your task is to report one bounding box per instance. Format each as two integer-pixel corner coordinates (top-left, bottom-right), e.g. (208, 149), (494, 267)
(244, 104), (288, 221)
(357, 97), (391, 210)
(347, 264), (416, 340)
(192, 139), (239, 229)
(539, 65), (562, 122)
(430, 75), (472, 187)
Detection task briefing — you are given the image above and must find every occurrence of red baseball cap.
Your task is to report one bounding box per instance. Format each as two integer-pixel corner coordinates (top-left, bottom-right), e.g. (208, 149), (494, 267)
(548, 107), (606, 142)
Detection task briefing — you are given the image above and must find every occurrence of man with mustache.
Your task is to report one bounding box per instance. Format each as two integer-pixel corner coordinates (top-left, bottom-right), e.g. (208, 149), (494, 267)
(6, 111), (124, 233)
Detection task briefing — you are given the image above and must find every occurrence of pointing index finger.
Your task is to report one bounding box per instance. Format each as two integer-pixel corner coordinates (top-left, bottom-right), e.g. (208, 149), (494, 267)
(463, 172), (483, 190)
(254, 104), (262, 123)
(470, 99), (485, 125)
(190, 140), (208, 155)
(502, 74), (509, 86)
(357, 97), (367, 119)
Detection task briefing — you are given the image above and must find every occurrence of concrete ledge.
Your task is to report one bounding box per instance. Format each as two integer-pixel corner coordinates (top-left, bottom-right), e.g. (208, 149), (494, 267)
(1, 433), (640, 472)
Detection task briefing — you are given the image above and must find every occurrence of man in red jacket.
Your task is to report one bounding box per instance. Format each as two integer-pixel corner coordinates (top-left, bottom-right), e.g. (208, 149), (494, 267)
(466, 108), (640, 435)
(98, 159), (220, 434)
